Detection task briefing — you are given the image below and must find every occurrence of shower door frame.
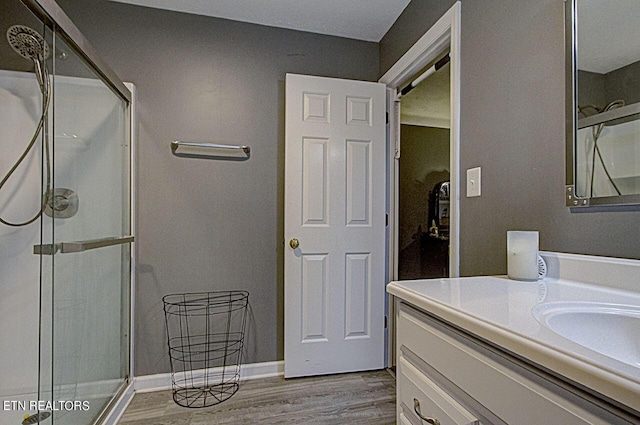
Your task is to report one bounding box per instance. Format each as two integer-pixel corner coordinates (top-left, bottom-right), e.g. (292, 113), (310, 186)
(20, 0), (131, 103)
(19, 0), (135, 424)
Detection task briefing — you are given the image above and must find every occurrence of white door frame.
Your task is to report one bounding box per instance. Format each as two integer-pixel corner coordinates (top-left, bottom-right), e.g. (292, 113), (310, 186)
(379, 1), (461, 366)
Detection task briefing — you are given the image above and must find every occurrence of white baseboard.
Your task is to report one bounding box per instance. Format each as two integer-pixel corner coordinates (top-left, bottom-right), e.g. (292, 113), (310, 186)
(133, 360), (284, 394)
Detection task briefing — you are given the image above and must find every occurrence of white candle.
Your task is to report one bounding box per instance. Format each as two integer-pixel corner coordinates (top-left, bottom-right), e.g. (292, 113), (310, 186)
(507, 231), (538, 281)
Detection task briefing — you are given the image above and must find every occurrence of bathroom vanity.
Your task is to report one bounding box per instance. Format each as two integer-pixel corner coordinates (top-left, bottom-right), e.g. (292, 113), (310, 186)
(387, 252), (640, 425)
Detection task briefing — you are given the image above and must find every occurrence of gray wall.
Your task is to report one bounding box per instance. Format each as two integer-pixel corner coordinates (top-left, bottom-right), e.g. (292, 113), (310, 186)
(381, 0), (640, 276)
(379, 0), (457, 75)
(577, 70), (607, 111)
(55, 0), (640, 375)
(58, 0), (378, 375)
(579, 60), (640, 111)
(398, 125), (450, 251)
(606, 60), (640, 106)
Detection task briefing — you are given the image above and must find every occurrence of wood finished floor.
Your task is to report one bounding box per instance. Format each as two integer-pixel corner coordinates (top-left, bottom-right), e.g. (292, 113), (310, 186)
(119, 370), (396, 424)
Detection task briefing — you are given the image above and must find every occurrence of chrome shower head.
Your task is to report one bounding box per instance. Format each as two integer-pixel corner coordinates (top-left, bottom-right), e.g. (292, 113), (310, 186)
(6, 25), (50, 61)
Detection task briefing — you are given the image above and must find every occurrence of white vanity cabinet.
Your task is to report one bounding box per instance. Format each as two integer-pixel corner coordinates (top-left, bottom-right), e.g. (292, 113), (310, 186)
(396, 301), (636, 425)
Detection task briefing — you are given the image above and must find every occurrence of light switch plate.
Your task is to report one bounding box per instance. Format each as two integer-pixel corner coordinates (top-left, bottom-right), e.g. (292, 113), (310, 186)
(467, 167), (481, 197)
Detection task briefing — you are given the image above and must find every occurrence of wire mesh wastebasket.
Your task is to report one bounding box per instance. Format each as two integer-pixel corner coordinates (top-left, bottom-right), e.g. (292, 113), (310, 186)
(163, 290), (249, 408)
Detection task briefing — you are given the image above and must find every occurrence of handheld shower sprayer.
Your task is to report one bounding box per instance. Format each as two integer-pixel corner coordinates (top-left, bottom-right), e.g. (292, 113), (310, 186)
(0, 25), (52, 227)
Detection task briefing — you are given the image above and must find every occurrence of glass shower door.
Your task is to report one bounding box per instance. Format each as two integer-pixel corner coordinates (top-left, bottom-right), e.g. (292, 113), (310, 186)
(45, 29), (131, 425)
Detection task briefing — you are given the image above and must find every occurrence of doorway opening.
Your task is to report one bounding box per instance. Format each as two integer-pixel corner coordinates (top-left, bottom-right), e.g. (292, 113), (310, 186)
(379, 1), (461, 367)
(397, 53), (451, 280)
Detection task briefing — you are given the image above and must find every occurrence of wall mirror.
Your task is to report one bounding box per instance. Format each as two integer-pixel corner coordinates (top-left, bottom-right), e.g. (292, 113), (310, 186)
(566, 0), (640, 207)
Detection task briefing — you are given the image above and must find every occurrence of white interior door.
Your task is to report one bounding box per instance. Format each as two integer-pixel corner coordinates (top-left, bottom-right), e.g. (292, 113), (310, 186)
(284, 73), (386, 378)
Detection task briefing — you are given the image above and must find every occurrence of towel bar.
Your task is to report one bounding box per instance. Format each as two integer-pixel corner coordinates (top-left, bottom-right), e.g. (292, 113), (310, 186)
(170, 141), (250, 159)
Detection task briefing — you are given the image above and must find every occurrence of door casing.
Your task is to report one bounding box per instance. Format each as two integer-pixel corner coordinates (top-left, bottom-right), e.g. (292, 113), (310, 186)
(379, 1), (461, 367)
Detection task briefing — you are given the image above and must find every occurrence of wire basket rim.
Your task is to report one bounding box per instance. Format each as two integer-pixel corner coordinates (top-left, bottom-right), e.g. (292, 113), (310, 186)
(163, 290), (249, 307)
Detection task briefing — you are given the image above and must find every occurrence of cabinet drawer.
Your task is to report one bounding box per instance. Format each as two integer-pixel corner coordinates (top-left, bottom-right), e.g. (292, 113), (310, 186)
(399, 411), (414, 425)
(398, 302), (634, 425)
(399, 354), (481, 425)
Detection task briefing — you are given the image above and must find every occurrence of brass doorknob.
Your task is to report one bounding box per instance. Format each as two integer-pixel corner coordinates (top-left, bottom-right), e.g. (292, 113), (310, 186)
(289, 238), (300, 249)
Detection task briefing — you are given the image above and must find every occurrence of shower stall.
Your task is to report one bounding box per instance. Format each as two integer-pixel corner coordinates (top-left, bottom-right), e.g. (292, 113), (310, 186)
(0, 1), (134, 424)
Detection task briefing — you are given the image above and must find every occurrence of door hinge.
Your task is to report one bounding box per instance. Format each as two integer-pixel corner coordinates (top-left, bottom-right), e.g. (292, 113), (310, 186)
(384, 315), (388, 329)
(385, 214), (389, 227)
(386, 111), (389, 124)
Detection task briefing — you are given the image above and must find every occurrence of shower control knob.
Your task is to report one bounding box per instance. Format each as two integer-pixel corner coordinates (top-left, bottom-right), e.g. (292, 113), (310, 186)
(289, 238), (300, 249)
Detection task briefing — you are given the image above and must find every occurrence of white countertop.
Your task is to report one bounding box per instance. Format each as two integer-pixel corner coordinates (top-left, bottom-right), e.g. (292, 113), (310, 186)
(387, 274), (640, 413)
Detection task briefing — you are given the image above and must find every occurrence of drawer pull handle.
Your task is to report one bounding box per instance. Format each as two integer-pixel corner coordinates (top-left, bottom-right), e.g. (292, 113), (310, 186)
(413, 398), (441, 425)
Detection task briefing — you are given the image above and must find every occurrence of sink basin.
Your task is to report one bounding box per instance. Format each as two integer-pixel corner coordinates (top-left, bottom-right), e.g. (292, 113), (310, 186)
(532, 302), (640, 368)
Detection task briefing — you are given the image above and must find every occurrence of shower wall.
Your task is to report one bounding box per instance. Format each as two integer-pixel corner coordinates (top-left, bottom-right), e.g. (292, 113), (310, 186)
(0, 69), (128, 425)
(48, 73), (129, 395)
(576, 61), (640, 198)
(576, 122), (640, 197)
(0, 70), (41, 422)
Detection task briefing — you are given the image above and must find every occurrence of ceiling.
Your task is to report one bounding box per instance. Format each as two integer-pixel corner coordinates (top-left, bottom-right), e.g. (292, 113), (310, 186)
(401, 62), (450, 129)
(578, 1), (640, 74)
(110, 0), (410, 42)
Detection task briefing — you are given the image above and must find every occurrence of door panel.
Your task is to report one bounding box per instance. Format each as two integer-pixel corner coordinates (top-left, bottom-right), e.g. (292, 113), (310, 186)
(302, 137), (329, 225)
(346, 140), (372, 225)
(344, 252), (370, 338)
(284, 73), (386, 377)
(301, 253), (328, 342)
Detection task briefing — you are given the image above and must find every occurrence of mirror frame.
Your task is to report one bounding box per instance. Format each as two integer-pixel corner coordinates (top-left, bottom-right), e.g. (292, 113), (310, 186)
(565, 0), (640, 208)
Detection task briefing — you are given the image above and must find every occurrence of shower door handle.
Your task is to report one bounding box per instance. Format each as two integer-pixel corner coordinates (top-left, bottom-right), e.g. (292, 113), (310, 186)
(60, 236), (134, 253)
(33, 243), (60, 255)
(34, 235), (134, 255)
